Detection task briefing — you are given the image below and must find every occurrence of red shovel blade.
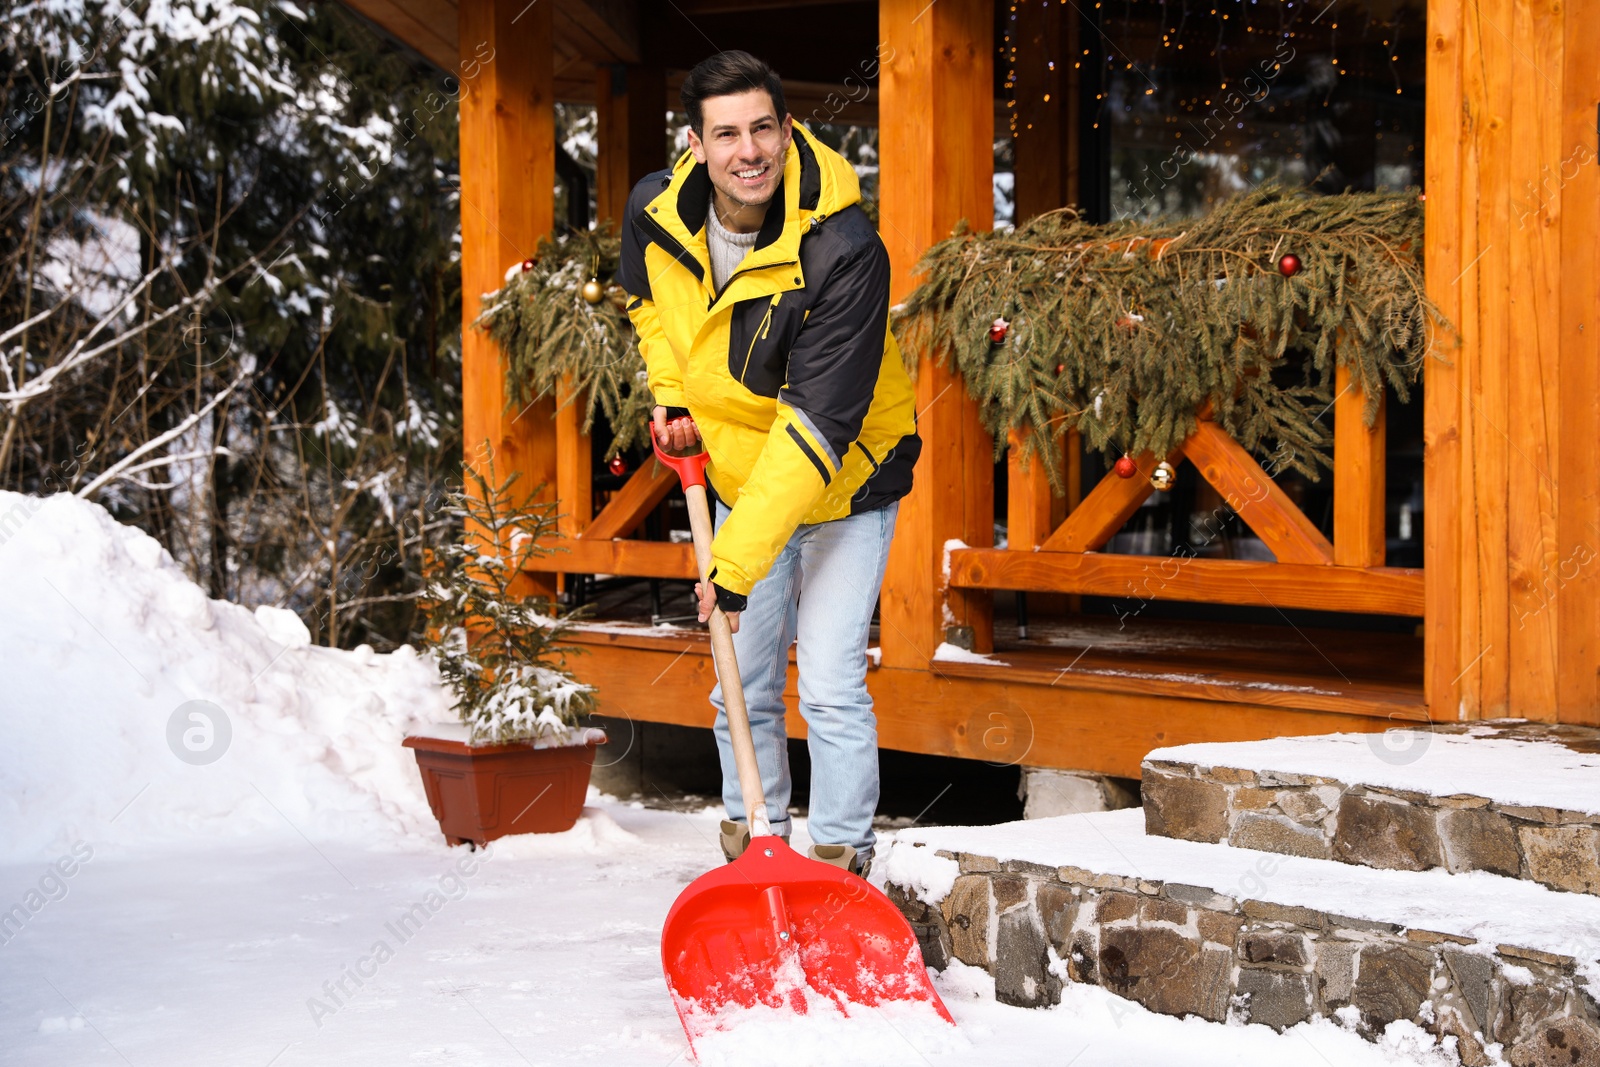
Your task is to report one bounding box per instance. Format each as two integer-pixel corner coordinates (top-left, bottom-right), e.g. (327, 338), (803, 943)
(662, 836), (953, 1044)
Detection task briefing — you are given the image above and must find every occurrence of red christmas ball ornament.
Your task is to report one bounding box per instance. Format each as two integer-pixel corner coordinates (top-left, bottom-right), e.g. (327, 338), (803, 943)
(521, 258), (536, 272)
(1277, 253), (1301, 278)
(1113, 455), (1138, 479)
(989, 317), (1009, 344)
(1055, 363), (1065, 374)
(608, 455), (628, 476)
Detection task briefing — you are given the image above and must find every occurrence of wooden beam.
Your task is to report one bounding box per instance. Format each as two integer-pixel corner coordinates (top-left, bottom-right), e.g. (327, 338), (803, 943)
(1333, 366), (1387, 567)
(458, 0), (557, 594)
(947, 548), (1425, 616)
(1011, 0), (1079, 219)
(1558, 0), (1600, 724)
(1184, 421), (1335, 566)
(1423, 0), (1465, 720)
(339, 0), (458, 72)
(553, 0), (639, 63)
(931, 655), (1426, 723)
(555, 381), (591, 538)
(579, 460), (676, 542)
(527, 536), (696, 579)
(596, 63), (668, 228)
(877, 0), (995, 667)
(1422, 0), (1597, 723)
(676, 0), (868, 12)
(1501, 0), (1560, 720)
(1006, 430), (1052, 550)
(1041, 448), (1179, 552)
(565, 636), (1404, 780)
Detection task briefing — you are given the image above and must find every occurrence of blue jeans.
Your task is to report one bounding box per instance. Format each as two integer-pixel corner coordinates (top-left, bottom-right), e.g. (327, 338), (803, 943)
(710, 500), (898, 862)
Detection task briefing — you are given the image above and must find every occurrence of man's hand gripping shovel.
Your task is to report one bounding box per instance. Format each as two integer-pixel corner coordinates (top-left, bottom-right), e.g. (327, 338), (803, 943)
(650, 432), (954, 1052)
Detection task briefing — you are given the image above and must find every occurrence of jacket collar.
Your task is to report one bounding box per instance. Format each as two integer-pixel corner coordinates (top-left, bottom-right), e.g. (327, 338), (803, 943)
(638, 123), (855, 307)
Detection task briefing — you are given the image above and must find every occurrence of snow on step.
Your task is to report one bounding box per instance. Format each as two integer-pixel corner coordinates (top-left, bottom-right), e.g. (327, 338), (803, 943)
(1149, 724), (1600, 816)
(891, 809), (1600, 963)
(882, 810), (1600, 1061)
(1140, 724), (1600, 897)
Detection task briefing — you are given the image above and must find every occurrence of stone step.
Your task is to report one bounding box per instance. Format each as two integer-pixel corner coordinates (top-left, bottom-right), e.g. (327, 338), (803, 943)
(1140, 720), (1600, 898)
(881, 808), (1600, 1065)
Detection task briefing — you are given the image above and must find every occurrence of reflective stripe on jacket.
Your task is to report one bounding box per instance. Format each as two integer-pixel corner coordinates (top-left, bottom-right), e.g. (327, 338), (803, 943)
(616, 123), (920, 598)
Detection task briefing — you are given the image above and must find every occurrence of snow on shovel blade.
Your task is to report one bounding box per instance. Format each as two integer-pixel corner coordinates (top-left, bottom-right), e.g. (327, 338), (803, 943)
(661, 836), (953, 1048)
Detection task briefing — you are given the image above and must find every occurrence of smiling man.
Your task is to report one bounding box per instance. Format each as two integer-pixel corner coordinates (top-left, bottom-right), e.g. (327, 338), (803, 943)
(617, 50), (920, 877)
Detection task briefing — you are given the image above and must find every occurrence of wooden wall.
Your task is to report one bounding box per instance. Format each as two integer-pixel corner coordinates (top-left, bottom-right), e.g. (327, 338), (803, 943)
(1424, 0), (1600, 723)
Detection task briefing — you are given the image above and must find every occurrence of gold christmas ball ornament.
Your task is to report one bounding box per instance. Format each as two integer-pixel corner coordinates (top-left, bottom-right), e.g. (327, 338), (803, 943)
(581, 278), (604, 305)
(1150, 461), (1176, 492)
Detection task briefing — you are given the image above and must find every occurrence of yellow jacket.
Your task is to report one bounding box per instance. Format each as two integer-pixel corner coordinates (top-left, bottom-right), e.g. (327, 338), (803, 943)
(617, 124), (920, 601)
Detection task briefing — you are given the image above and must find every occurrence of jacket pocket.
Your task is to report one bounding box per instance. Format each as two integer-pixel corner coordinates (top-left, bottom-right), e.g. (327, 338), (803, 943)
(728, 292), (798, 398)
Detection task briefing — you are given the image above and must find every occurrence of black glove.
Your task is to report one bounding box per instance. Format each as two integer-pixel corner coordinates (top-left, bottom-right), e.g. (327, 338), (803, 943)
(708, 568), (748, 614)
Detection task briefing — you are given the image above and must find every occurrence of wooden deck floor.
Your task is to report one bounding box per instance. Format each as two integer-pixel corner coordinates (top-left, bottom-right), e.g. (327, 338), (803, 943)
(948, 614), (1426, 720)
(563, 605), (1426, 777)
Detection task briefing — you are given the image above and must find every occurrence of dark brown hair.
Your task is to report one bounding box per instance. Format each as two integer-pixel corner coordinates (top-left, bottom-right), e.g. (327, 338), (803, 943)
(680, 50), (787, 137)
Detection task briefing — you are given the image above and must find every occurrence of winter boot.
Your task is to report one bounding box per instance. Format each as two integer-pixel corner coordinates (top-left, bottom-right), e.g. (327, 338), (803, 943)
(718, 819), (751, 863)
(807, 843), (870, 878)
(719, 819), (790, 863)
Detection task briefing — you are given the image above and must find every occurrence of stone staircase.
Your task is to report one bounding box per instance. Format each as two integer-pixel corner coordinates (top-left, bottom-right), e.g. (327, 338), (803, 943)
(1143, 722), (1600, 895)
(882, 721), (1600, 1066)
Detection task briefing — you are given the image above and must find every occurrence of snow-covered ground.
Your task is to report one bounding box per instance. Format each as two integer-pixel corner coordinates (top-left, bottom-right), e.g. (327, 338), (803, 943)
(0, 493), (1467, 1064)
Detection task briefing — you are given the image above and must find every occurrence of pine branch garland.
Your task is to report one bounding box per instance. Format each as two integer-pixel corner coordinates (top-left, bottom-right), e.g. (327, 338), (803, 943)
(892, 184), (1448, 489)
(475, 228), (652, 457)
(475, 188), (1446, 495)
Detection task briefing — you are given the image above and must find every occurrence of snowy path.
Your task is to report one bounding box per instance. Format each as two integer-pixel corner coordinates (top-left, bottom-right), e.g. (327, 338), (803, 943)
(0, 494), (1462, 1064)
(2, 796), (1462, 1067)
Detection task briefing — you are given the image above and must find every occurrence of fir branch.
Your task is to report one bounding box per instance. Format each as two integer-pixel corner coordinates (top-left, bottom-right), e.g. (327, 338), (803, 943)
(892, 185), (1449, 490)
(473, 227), (653, 458)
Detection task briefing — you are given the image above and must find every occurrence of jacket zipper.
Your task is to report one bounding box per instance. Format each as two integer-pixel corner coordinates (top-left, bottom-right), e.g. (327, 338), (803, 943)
(710, 259), (799, 310)
(738, 293), (781, 384)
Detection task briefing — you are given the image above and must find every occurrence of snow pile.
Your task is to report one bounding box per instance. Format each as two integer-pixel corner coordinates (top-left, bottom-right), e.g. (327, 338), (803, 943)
(678, 953), (965, 1067)
(878, 839), (961, 905)
(0, 491), (457, 863)
(688, 994), (964, 1067)
(931, 642), (1008, 666)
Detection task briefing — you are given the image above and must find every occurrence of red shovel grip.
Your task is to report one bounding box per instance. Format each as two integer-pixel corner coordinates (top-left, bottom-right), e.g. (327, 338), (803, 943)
(650, 419), (710, 489)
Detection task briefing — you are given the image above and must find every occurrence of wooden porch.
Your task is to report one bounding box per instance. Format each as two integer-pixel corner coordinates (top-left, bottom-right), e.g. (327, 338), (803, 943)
(342, 0), (1600, 770)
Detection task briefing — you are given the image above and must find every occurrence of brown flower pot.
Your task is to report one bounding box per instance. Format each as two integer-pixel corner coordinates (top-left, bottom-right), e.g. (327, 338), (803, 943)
(402, 732), (605, 846)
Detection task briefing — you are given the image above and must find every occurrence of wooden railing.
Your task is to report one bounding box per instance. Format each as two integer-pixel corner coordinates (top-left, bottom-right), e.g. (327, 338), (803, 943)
(951, 372), (1421, 617)
(531, 382), (696, 580)
(527, 369), (1421, 626)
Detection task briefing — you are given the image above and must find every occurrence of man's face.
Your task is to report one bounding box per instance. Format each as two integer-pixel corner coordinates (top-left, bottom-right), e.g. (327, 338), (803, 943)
(688, 89), (791, 211)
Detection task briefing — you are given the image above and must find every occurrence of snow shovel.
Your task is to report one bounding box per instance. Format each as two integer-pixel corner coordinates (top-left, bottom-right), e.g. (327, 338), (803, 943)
(651, 430), (954, 1047)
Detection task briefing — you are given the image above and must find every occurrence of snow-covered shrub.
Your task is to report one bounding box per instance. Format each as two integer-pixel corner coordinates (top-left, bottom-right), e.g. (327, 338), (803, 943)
(420, 447), (595, 746)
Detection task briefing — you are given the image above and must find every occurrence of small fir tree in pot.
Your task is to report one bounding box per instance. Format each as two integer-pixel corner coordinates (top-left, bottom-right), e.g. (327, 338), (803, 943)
(421, 447), (596, 746)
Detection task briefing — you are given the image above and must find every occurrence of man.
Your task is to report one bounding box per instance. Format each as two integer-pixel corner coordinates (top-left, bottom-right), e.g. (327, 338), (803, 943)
(616, 50), (920, 877)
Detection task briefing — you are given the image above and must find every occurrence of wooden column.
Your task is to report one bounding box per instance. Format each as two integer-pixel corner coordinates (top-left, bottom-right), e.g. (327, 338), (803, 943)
(1333, 367), (1387, 568)
(878, 0), (995, 666)
(1007, 1), (1081, 612)
(1424, 0), (1600, 723)
(458, 0), (556, 590)
(1557, 0), (1600, 722)
(595, 63), (668, 229)
(1011, 0), (1079, 220)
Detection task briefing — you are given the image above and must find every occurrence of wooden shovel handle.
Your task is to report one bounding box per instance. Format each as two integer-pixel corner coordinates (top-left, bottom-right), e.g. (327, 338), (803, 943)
(683, 482), (770, 838)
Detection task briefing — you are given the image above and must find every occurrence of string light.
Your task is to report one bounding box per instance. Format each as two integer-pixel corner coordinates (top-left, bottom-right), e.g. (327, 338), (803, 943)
(995, 0), (1421, 199)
